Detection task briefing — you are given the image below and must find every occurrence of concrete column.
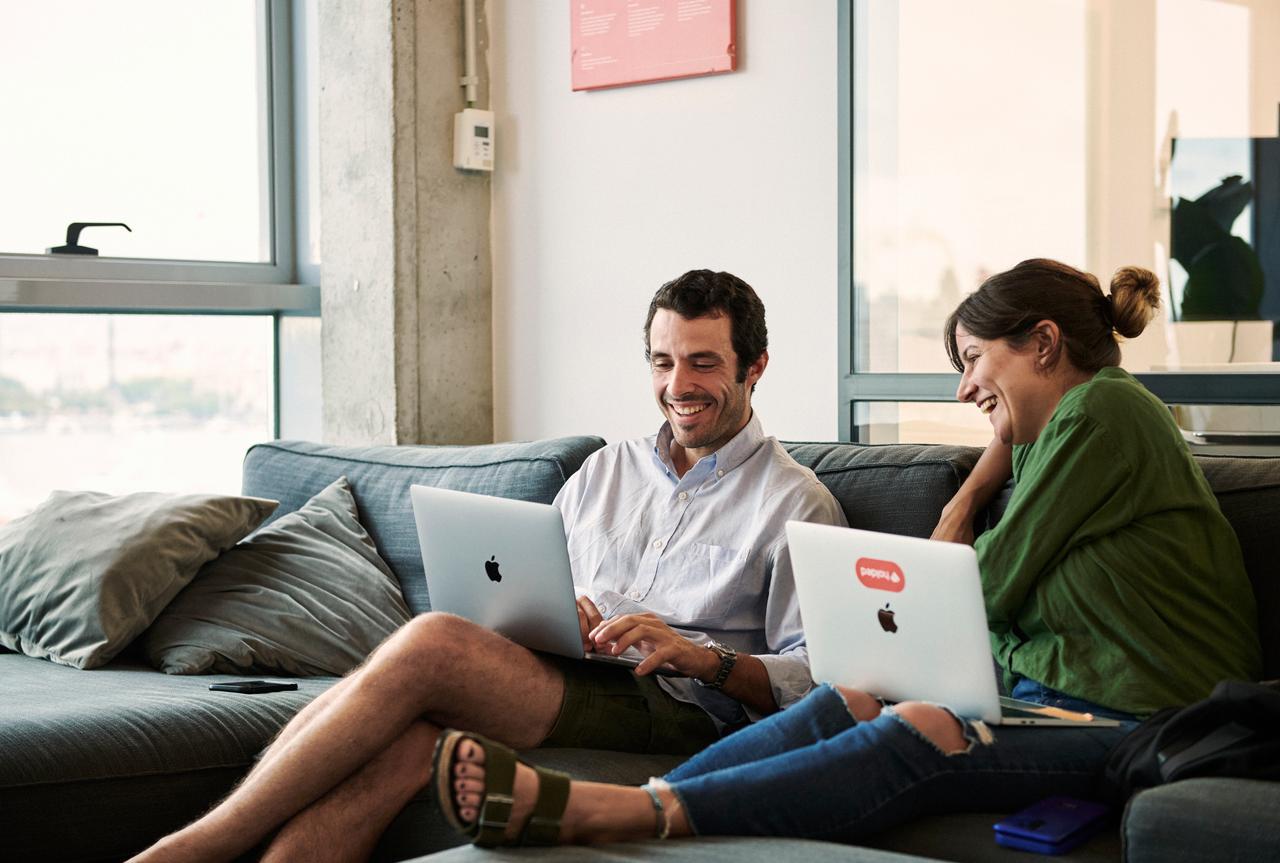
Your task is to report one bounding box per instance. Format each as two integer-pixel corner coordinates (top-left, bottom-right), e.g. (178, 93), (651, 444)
(413, 0), (493, 444)
(318, 0), (492, 446)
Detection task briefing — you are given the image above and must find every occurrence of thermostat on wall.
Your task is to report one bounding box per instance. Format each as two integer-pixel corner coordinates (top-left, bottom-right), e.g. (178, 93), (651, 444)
(453, 108), (494, 172)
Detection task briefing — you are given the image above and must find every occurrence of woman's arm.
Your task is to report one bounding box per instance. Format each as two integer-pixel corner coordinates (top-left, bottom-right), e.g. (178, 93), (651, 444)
(931, 437), (1012, 545)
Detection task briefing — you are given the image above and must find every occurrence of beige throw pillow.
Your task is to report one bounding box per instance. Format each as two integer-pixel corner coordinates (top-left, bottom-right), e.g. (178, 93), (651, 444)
(0, 490), (278, 669)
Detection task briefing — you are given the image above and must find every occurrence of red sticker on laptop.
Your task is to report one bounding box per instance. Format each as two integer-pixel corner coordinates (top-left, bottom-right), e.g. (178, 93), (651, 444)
(855, 558), (905, 592)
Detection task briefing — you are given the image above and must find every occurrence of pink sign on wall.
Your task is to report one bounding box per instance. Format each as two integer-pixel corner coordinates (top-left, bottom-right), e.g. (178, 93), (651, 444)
(571, 0), (736, 92)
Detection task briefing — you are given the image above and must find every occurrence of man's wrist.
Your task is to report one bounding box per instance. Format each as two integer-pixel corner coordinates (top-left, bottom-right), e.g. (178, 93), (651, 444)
(696, 648), (720, 683)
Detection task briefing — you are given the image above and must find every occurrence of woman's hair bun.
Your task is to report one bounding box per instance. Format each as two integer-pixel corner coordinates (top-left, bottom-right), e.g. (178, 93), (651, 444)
(1109, 266), (1160, 338)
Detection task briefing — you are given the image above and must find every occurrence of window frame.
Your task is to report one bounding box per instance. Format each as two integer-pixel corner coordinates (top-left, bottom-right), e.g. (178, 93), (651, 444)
(837, 1), (1280, 447)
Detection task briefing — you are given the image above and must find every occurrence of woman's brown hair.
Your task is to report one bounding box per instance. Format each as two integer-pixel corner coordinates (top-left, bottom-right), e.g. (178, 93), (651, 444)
(944, 259), (1160, 373)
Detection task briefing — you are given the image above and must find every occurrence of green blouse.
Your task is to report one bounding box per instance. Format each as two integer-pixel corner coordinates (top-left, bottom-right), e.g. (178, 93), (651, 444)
(975, 367), (1261, 716)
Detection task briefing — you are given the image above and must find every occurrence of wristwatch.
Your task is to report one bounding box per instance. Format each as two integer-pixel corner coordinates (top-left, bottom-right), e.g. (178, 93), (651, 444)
(699, 640), (738, 690)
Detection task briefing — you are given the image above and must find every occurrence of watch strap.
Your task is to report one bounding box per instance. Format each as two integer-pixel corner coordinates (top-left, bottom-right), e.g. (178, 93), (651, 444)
(705, 641), (737, 690)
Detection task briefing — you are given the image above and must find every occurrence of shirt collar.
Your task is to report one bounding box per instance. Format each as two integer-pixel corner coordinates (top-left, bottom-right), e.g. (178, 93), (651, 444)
(651, 411), (766, 481)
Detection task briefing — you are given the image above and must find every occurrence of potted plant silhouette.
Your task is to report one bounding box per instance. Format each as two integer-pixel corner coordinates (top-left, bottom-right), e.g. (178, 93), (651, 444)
(1171, 174), (1264, 322)
(1167, 173), (1275, 437)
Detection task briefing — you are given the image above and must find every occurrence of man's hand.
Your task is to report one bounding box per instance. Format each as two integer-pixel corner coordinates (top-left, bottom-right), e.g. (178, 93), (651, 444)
(589, 612), (719, 681)
(576, 596), (604, 652)
(593, 609), (781, 717)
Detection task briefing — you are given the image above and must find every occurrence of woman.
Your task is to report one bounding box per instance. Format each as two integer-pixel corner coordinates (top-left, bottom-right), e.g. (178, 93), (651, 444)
(435, 259), (1262, 847)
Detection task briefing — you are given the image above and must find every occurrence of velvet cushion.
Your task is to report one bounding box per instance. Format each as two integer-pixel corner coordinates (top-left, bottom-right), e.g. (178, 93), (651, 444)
(0, 491), (277, 669)
(143, 477), (411, 676)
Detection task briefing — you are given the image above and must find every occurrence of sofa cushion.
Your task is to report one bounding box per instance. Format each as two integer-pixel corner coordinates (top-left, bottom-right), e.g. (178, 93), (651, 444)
(1193, 455), (1280, 678)
(0, 652), (336, 862)
(0, 654), (331, 788)
(785, 443), (982, 538)
(143, 477), (412, 676)
(240, 437), (607, 615)
(414, 828), (1120, 863)
(416, 837), (926, 863)
(0, 490), (277, 670)
(1122, 778), (1280, 863)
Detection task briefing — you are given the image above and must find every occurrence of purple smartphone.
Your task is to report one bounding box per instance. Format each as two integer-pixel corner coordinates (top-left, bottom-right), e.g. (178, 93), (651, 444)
(993, 796), (1112, 855)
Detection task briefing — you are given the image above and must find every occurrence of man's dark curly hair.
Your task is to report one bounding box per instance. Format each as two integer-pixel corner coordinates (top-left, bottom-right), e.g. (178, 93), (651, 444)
(643, 269), (768, 383)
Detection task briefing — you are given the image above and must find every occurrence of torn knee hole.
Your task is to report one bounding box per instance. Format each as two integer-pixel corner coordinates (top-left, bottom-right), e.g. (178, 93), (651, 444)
(890, 703), (973, 755)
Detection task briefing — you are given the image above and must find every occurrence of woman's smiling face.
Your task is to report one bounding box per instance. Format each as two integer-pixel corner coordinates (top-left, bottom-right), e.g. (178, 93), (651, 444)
(953, 324), (1051, 445)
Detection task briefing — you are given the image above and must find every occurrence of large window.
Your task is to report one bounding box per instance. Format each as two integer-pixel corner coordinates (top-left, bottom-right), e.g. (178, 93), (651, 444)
(841, 0), (1280, 449)
(0, 1), (320, 525)
(0, 314), (273, 524)
(2, 1), (270, 264)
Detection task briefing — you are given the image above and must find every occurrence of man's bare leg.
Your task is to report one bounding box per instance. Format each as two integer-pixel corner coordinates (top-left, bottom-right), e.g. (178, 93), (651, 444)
(250, 673), (358, 774)
(258, 721), (440, 863)
(130, 613), (567, 863)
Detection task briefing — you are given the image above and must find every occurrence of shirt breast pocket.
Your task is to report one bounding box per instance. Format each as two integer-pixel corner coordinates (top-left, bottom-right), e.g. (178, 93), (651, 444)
(660, 542), (748, 626)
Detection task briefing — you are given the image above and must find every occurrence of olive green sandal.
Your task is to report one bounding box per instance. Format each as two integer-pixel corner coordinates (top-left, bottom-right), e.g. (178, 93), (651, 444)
(433, 729), (571, 848)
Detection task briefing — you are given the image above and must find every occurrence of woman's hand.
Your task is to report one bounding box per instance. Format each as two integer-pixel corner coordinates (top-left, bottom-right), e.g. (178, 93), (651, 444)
(931, 503), (977, 545)
(931, 437), (1012, 545)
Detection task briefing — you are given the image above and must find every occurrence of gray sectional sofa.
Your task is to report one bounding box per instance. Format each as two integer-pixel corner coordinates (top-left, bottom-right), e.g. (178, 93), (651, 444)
(2, 436), (1277, 863)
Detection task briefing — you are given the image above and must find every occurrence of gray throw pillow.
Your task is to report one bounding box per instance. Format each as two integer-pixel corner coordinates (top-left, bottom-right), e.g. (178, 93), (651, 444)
(0, 491), (278, 669)
(144, 476), (412, 676)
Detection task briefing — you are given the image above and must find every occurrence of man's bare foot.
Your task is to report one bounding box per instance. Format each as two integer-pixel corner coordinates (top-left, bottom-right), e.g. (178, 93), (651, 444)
(451, 737), (543, 842)
(448, 736), (691, 845)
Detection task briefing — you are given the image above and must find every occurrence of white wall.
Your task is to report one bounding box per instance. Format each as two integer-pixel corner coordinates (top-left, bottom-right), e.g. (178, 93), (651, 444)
(489, 1), (839, 444)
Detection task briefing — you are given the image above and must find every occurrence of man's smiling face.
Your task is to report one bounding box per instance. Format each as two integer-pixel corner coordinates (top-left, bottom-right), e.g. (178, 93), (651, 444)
(648, 309), (766, 467)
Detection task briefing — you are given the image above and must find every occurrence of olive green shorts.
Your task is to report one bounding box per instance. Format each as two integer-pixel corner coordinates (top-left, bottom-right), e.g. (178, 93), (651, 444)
(540, 654), (720, 756)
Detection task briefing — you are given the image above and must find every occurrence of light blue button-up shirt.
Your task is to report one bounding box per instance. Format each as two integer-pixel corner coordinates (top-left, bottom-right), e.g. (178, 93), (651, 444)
(553, 412), (847, 728)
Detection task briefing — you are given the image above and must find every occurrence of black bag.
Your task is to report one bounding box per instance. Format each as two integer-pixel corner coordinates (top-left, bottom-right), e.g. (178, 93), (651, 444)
(1099, 679), (1280, 804)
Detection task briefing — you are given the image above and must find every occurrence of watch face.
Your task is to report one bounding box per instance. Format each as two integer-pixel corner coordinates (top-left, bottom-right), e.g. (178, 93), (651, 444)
(710, 641), (736, 658)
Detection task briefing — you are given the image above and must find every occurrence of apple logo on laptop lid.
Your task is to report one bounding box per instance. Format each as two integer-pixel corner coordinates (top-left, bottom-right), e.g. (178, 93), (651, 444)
(878, 602), (898, 633)
(485, 555), (502, 583)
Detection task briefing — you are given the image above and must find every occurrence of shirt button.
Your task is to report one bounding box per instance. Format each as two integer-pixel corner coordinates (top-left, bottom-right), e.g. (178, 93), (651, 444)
(677, 491), (688, 501)
(716, 469), (725, 478)
(629, 590), (641, 600)
(653, 538), (664, 549)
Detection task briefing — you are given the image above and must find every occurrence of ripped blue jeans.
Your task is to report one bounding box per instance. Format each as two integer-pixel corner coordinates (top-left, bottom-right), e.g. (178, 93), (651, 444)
(662, 681), (1137, 842)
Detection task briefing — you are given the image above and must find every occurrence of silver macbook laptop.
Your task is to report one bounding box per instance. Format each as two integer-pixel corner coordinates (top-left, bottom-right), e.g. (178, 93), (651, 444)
(410, 484), (661, 673)
(786, 521), (1119, 727)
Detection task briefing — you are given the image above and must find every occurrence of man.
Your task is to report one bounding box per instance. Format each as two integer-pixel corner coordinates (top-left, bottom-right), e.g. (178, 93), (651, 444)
(132, 269), (846, 862)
